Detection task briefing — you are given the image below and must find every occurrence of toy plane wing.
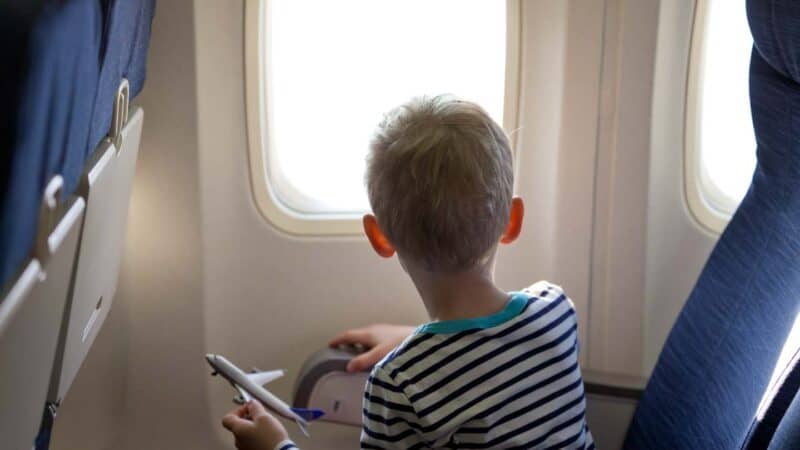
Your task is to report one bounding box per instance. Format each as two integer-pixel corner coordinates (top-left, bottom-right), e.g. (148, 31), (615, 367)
(246, 369), (284, 387)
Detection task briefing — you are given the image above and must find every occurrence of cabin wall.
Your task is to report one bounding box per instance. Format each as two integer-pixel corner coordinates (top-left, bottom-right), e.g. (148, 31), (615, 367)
(643, 0), (718, 374)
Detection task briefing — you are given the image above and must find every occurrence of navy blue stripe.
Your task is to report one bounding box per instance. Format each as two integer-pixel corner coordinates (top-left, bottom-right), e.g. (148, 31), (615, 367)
(416, 323), (578, 417)
(586, 442), (596, 450)
(363, 407), (419, 428)
(510, 410), (587, 450)
(362, 424), (418, 442)
(456, 397), (585, 449)
(363, 391), (415, 413)
(396, 295), (567, 390)
(368, 375), (403, 393)
(278, 444), (297, 450)
(459, 378), (584, 433)
(360, 443), (386, 450)
(543, 425), (585, 450)
(378, 333), (435, 369)
(410, 308), (575, 403)
(390, 329), (481, 379)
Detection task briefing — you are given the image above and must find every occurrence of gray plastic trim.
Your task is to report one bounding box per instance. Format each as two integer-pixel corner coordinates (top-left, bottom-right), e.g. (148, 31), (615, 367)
(293, 348), (355, 408)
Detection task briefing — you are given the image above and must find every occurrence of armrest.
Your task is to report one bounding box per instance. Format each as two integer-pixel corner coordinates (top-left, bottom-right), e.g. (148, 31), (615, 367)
(582, 369), (646, 449)
(583, 369), (646, 399)
(293, 348), (367, 427)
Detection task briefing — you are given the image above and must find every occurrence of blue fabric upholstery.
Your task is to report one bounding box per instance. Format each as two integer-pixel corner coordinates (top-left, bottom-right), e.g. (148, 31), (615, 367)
(770, 390), (800, 449)
(0, 0), (103, 290)
(624, 1), (800, 448)
(0, 0), (155, 290)
(88, 0), (155, 151)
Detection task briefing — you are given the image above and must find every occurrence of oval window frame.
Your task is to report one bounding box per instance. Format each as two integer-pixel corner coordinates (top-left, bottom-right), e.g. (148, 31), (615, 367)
(684, 0), (755, 234)
(244, 0), (522, 235)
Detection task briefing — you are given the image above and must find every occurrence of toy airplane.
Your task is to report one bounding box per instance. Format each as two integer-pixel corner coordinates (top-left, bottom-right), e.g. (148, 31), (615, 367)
(205, 354), (324, 437)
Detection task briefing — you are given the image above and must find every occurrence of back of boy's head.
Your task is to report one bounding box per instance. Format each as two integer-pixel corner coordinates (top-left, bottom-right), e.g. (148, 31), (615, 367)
(366, 95), (514, 273)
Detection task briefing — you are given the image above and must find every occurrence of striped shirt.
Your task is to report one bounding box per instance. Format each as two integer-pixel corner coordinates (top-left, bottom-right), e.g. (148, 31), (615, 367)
(273, 281), (592, 450)
(360, 281), (593, 449)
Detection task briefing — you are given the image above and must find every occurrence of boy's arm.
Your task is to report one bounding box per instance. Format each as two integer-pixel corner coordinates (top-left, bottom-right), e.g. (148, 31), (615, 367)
(329, 324), (415, 372)
(361, 367), (426, 449)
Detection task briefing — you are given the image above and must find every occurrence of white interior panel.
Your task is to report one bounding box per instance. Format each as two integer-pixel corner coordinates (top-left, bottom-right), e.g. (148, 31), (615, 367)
(643, 0), (719, 375)
(1, 197), (84, 450)
(53, 109), (144, 402)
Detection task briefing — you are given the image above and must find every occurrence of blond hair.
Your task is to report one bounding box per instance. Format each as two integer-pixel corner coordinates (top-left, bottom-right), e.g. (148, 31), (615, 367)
(366, 95), (514, 272)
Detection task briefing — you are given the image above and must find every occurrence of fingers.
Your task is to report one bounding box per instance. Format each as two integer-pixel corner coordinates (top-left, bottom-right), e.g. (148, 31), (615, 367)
(233, 404), (250, 418)
(222, 403), (258, 433)
(222, 412), (249, 433)
(222, 401), (288, 450)
(246, 400), (269, 420)
(329, 328), (373, 348)
(346, 345), (385, 372)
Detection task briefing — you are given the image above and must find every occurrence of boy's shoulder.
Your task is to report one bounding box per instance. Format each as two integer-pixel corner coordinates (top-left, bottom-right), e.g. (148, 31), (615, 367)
(372, 280), (575, 379)
(521, 280), (575, 311)
(372, 329), (432, 379)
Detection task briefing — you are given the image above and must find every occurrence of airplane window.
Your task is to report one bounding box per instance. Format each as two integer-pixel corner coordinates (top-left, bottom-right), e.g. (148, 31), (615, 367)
(265, 0), (507, 214)
(692, 0), (756, 216)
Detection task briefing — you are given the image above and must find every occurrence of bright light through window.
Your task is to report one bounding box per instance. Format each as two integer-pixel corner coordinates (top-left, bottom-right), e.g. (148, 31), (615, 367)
(267, 0), (507, 214)
(697, 0), (757, 211)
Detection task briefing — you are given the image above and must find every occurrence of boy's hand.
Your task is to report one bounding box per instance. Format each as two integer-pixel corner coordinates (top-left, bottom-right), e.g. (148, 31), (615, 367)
(222, 401), (288, 450)
(329, 324), (415, 372)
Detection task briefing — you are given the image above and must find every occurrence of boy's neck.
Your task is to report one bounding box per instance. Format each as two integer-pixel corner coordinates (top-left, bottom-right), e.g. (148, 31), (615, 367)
(406, 263), (510, 322)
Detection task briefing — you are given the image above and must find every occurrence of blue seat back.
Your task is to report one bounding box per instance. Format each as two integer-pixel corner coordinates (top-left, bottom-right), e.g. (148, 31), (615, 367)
(89, 0), (155, 152)
(0, 0), (102, 289)
(625, 1), (800, 448)
(0, 0), (154, 291)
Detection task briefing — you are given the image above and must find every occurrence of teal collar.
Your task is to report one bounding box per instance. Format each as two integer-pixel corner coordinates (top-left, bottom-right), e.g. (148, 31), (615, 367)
(417, 292), (529, 334)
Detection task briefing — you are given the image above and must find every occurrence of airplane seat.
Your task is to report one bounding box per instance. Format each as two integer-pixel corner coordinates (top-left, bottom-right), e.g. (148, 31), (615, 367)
(0, 0), (102, 290)
(624, 0), (800, 448)
(769, 388), (800, 449)
(0, 1), (155, 449)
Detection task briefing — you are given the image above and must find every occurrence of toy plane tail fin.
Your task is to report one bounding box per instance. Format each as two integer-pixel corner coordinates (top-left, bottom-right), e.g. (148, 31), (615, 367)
(291, 407), (325, 422)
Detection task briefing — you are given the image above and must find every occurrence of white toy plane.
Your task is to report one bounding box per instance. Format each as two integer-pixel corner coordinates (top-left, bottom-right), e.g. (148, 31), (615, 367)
(205, 354), (324, 437)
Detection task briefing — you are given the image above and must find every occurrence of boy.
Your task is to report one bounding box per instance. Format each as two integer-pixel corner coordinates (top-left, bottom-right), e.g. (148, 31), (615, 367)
(222, 96), (593, 449)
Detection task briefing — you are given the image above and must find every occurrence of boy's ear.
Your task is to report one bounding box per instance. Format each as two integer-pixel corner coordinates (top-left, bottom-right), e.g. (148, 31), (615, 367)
(363, 214), (396, 258)
(500, 197), (524, 244)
